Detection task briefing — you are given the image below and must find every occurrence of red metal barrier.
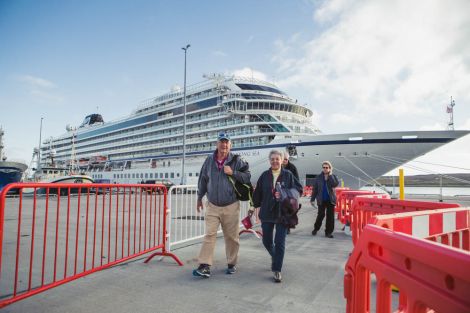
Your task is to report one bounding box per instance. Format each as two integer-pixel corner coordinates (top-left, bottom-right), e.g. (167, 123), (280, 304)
(336, 190), (389, 226)
(344, 208), (470, 313)
(350, 196), (460, 245)
(0, 183), (182, 308)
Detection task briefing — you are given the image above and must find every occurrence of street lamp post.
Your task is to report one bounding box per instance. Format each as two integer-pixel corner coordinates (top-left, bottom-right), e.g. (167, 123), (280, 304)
(181, 44), (190, 185)
(38, 117), (44, 170)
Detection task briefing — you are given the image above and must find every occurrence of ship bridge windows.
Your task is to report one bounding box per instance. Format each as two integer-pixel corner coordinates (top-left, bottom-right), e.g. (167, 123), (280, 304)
(236, 83), (285, 95)
(241, 93), (285, 101)
(244, 101), (311, 117)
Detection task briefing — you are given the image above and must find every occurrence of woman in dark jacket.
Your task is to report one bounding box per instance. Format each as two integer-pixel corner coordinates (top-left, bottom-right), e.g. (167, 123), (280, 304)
(251, 150), (303, 283)
(310, 161), (339, 238)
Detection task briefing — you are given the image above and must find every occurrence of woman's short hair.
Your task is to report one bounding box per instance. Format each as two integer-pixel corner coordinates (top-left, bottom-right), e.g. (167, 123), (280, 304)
(269, 149), (284, 160)
(322, 161), (332, 169)
(283, 151), (290, 160)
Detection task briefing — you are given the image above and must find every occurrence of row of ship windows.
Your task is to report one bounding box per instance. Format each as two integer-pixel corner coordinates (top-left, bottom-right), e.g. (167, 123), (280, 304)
(137, 84), (285, 117)
(109, 136), (273, 161)
(138, 88), (220, 114)
(51, 108), (227, 150)
(65, 134), (273, 162)
(102, 172), (199, 179)
(52, 97), (305, 149)
(69, 117), (250, 153)
(78, 98), (219, 141)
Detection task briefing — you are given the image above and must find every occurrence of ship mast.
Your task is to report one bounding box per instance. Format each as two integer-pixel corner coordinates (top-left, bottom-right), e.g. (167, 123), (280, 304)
(69, 130), (77, 174)
(447, 97), (455, 130)
(0, 126), (5, 161)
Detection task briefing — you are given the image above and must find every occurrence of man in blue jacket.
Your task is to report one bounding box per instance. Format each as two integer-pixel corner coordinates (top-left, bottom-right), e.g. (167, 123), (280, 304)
(310, 161), (339, 238)
(193, 132), (251, 278)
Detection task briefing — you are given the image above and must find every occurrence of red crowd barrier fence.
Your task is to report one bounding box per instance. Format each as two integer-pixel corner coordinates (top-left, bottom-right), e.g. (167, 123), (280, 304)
(0, 183), (182, 308)
(335, 190), (390, 226)
(345, 207), (470, 313)
(350, 196), (461, 246)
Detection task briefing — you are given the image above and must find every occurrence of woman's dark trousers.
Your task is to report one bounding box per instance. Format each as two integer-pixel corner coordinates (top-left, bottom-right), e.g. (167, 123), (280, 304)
(261, 222), (288, 272)
(313, 202), (335, 235)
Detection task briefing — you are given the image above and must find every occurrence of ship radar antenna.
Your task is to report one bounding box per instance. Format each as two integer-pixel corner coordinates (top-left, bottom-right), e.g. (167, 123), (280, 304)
(446, 96), (455, 130)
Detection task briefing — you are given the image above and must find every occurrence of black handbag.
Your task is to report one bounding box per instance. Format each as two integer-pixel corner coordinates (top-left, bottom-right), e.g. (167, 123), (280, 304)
(227, 155), (254, 205)
(228, 175), (254, 204)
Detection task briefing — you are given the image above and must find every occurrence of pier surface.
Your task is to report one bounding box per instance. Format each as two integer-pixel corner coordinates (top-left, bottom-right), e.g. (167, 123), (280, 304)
(3, 198), (352, 313)
(3, 195), (469, 313)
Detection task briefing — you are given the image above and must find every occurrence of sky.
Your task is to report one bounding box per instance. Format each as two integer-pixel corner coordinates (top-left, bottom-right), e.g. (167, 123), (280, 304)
(1, 0), (469, 177)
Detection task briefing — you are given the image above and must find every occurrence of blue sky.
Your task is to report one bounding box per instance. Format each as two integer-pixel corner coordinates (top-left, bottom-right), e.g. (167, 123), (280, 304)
(1, 0), (470, 176)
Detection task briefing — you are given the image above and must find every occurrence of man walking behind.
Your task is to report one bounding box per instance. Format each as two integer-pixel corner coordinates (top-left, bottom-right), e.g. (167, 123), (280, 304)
(310, 161), (339, 238)
(193, 132), (251, 278)
(282, 151), (300, 182)
(282, 151), (301, 234)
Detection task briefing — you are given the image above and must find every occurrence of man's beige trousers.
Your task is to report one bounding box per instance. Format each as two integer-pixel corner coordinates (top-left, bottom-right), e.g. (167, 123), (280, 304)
(198, 201), (240, 266)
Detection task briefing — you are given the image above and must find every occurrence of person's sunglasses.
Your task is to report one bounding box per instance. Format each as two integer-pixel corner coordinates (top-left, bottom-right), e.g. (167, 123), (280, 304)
(322, 167), (329, 169)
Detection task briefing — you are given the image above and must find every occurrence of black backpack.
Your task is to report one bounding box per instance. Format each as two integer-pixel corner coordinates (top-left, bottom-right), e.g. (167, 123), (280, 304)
(227, 155), (254, 205)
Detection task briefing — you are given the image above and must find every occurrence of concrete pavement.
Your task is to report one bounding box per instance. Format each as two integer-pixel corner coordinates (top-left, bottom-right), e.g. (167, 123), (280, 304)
(4, 200), (352, 313)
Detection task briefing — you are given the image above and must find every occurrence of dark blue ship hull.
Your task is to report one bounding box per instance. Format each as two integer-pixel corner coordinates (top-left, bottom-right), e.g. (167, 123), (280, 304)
(0, 162), (27, 191)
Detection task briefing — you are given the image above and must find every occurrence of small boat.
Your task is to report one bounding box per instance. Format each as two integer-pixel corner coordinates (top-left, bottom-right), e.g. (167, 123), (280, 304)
(23, 172), (94, 195)
(23, 129), (94, 195)
(0, 128), (28, 192)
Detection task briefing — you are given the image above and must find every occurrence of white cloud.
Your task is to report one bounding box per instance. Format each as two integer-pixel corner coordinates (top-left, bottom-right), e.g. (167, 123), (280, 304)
(231, 67), (268, 81)
(273, 0), (470, 133)
(313, 0), (354, 24)
(212, 50), (227, 57)
(18, 75), (56, 89)
(17, 74), (63, 104)
(461, 118), (470, 130)
(329, 112), (355, 125)
(361, 126), (378, 133)
(419, 123), (446, 131)
(30, 89), (64, 102)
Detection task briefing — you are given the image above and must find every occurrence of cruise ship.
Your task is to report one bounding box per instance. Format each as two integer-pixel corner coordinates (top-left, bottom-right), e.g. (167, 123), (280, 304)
(38, 75), (469, 189)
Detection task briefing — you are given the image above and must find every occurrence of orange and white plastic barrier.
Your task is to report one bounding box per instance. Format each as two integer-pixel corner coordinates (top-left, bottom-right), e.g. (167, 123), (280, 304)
(350, 195), (460, 245)
(370, 208), (469, 250)
(335, 190), (390, 226)
(344, 207), (470, 313)
(334, 187), (350, 215)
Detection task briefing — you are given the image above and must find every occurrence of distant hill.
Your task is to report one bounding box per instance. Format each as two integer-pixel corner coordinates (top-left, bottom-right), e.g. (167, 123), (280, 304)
(372, 173), (470, 187)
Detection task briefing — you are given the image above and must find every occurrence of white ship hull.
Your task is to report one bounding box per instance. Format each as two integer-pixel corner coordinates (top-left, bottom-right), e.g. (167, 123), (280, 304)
(88, 130), (468, 189)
